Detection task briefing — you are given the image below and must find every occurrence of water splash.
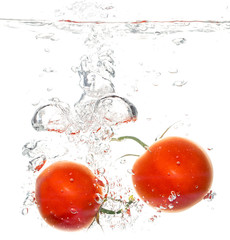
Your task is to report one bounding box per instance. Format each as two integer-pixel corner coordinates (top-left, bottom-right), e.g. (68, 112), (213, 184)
(13, 15), (223, 231)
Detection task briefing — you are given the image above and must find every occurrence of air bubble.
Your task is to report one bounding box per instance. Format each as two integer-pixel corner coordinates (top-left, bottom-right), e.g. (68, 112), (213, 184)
(28, 155), (46, 172)
(22, 208), (29, 215)
(203, 190), (216, 201)
(31, 102), (71, 133)
(94, 95), (138, 126)
(97, 167), (106, 175)
(22, 141), (40, 157)
(173, 80), (187, 87)
(172, 38), (186, 45)
(127, 169), (135, 175)
(94, 193), (104, 204)
(23, 192), (35, 206)
(86, 154), (95, 166)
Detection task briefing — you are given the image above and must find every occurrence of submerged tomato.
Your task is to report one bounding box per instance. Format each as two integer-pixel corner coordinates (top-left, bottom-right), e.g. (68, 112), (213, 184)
(132, 136), (213, 212)
(35, 161), (103, 231)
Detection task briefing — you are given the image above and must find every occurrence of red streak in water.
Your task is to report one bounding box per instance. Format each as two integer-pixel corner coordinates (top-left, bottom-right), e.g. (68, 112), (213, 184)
(34, 159), (47, 172)
(59, 19), (226, 24)
(48, 128), (65, 133)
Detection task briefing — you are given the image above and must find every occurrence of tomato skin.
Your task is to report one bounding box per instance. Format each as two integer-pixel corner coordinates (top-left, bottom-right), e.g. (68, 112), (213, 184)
(132, 137), (213, 212)
(35, 161), (103, 231)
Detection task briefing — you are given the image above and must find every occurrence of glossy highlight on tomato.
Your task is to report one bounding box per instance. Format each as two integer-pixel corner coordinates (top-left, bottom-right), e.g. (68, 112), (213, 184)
(132, 136), (213, 212)
(35, 161), (104, 231)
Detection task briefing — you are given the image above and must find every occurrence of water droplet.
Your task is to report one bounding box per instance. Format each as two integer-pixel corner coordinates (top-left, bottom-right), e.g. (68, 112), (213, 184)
(168, 191), (177, 202)
(69, 178), (74, 183)
(70, 208), (78, 214)
(195, 185), (199, 189)
(176, 161), (181, 166)
(168, 204), (174, 209)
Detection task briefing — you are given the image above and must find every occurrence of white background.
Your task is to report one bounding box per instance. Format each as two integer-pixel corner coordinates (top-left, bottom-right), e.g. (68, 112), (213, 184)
(1, 1), (230, 239)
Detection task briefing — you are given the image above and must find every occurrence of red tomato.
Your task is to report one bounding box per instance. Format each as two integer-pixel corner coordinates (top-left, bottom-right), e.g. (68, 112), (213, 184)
(35, 161), (104, 231)
(132, 136), (213, 212)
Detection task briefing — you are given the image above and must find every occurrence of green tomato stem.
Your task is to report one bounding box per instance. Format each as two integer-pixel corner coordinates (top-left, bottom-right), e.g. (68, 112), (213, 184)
(99, 208), (122, 214)
(111, 136), (149, 150)
(156, 120), (182, 141)
(99, 196), (135, 215)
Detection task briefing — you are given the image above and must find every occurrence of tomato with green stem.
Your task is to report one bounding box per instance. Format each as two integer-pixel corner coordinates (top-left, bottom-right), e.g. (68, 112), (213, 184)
(35, 161), (104, 231)
(112, 134), (213, 212)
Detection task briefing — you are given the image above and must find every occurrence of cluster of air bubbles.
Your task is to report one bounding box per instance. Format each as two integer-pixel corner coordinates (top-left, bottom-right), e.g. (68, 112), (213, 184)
(54, 0), (115, 20)
(21, 192), (36, 215)
(168, 191), (177, 202)
(126, 22), (148, 33)
(22, 139), (68, 162)
(76, 50), (116, 97)
(35, 33), (58, 41)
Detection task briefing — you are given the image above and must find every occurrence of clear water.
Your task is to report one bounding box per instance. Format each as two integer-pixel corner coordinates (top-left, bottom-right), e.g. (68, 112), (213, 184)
(1, 2), (230, 238)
